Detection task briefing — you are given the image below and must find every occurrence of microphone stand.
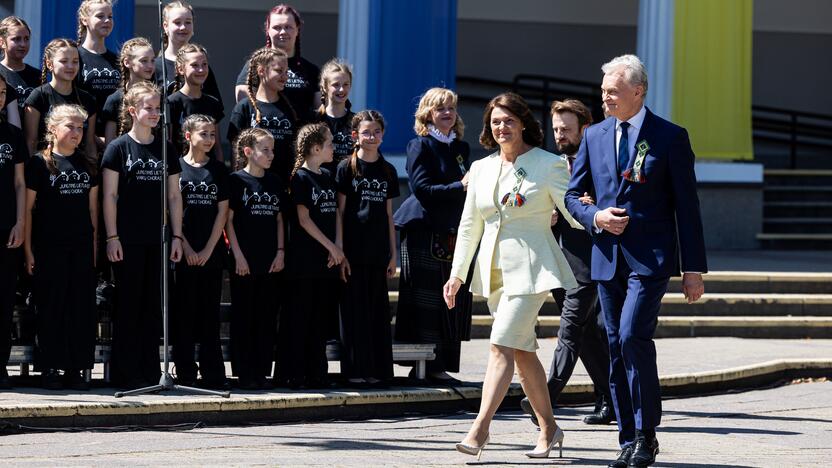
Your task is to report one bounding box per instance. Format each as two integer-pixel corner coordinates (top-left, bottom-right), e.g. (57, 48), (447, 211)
(115, 0), (230, 399)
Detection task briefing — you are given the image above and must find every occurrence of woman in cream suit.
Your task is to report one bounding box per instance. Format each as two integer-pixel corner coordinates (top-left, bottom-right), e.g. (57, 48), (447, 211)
(444, 93), (578, 460)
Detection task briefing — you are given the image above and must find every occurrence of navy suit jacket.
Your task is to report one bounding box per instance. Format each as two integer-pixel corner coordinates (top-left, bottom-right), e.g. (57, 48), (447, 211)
(565, 108), (707, 281)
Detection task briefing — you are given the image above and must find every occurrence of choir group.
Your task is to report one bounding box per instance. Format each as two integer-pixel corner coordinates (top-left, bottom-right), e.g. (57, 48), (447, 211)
(0, 1), (464, 391)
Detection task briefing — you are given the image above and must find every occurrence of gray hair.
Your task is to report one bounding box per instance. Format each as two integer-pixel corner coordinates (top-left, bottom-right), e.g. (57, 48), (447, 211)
(601, 54), (648, 96)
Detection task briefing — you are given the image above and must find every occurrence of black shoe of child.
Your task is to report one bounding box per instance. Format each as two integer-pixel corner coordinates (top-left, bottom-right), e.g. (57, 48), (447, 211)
(236, 378), (260, 390)
(176, 376), (197, 387)
(257, 377), (274, 390)
(202, 378), (231, 391)
(64, 370), (90, 391)
(0, 369), (11, 389)
(42, 369), (63, 390)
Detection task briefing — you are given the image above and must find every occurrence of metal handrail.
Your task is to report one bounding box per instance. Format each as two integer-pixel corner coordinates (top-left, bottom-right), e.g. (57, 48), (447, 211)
(456, 74), (832, 168)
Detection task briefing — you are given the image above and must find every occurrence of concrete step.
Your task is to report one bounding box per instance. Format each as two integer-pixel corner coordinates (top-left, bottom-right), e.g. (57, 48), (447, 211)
(757, 232), (832, 249)
(763, 201), (832, 218)
(764, 169), (832, 186)
(764, 185), (832, 202)
(387, 292), (832, 317)
(762, 217), (832, 234)
(469, 315), (832, 339)
(387, 271), (832, 294)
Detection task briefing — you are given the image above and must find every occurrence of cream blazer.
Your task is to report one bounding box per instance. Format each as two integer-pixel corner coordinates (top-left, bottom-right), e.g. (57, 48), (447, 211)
(450, 147), (580, 297)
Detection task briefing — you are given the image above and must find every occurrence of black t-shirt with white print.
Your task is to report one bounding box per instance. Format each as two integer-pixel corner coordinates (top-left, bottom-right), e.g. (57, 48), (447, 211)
(178, 157), (229, 256)
(25, 151), (97, 246)
(288, 167), (338, 278)
(100, 133), (181, 245)
(77, 47), (120, 135)
(101, 88), (123, 128)
(25, 84), (97, 150)
(167, 90), (224, 158)
(235, 56), (320, 116)
(319, 111), (355, 176)
(227, 97), (297, 183)
(335, 157), (399, 266)
(0, 63), (41, 112)
(228, 169), (283, 275)
(0, 122), (28, 238)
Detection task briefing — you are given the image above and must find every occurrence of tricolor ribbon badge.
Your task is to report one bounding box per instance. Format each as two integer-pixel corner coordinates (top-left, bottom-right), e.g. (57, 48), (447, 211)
(623, 140), (650, 183)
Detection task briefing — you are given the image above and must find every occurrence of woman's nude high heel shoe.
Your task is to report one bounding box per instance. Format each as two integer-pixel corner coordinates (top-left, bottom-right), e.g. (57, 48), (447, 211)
(456, 434), (490, 461)
(525, 426), (564, 458)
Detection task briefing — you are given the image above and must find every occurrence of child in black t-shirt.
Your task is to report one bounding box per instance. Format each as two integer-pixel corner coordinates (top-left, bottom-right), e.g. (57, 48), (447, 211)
(225, 127), (284, 390)
(24, 39), (97, 163)
(335, 110), (398, 387)
(101, 81), (184, 388)
(168, 44), (224, 162)
(0, 74), (27, 388)
(0, 16), (40, 127)
(228, 47), (299, 185)
(102, 37), (155, 144)
(23, 104), (98, 390)
(276, 122), (342, 389)
(76, 1), (120, 139)
(317, 59), (355, 177)
(172, 114), (229, 389)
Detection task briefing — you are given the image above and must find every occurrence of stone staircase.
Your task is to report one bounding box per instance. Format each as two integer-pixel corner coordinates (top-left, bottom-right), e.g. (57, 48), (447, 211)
(758, 169), (832, 249)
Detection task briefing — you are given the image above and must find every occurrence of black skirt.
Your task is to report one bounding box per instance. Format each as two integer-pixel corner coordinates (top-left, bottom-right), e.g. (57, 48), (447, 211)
(340, 263), (393, 379)
(394, 229), (473, 344)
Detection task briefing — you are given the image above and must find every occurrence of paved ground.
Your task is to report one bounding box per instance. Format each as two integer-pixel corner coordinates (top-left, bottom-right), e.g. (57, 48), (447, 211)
(0, 380), (829, 466)
(2, 337), (830, 406)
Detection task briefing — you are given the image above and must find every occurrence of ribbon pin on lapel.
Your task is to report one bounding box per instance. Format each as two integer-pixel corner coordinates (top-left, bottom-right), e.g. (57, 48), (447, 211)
(500, 167), (527, 207)
(623, 140), (650, 183)
(456, 154), (467, 175)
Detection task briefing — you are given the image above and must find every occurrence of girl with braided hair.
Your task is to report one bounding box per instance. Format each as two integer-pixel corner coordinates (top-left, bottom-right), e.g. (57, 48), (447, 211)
(155, 1), (222, 106)
(334, 110), (398, 387)
(167, 43), (224, 162)
(102, 37), (155, 144)
(76, 0), (119, 139)
(24, 39), (97, 166)
(23, 104), (98, 390)
(225, 128), (284, 390)
(227, 46), (299, 184)
(101, 81), (184, 388)
(172, 114), (230, 390)
(276, 122), (341, 389)
(233, 4), (320, 115)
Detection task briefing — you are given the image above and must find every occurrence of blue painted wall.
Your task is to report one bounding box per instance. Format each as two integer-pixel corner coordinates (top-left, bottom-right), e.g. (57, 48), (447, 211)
(40, 0), (135, 53)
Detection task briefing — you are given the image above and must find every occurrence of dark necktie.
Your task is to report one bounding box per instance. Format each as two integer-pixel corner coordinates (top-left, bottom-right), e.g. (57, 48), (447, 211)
(618, 121), (630, 174)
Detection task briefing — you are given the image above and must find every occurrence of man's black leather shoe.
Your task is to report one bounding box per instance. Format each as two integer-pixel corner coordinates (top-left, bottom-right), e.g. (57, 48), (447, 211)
(519, 397), (539, 427)
(608, 444), (634, 468)
(584, 402), (615, 425)
(628, 437), (659, 467)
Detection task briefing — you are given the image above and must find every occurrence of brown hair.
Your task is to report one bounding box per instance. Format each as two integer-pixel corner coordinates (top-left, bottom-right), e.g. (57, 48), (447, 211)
(0, 16), (31, 51)
(173, 42), (208, 94)
(245, 47), (296, 124)
(318, 58), (352, 116)
(479, 92), (543, 150)
(414, 87), (464, 138)
(292, 122), (329, 179)
(119, 81), (160, 135)
(117, 37), (153, 93)
(42, 104), (91, 175)
(77, 0), (112, 44)
(550, 99), (593, 129)
(348, 110), (392, 179)
(233, 127), (273, 171)
(264, 4), (303, 63)
(161, 1), (194, 53)
(181, 113), (215, 153)
(41, 38), (79, 85)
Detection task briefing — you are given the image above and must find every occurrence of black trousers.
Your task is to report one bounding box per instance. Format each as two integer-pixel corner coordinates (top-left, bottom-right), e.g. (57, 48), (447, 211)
(33, 242), (96, 370)
(229, 272), (279, 382)
(340, 264), (393, 380)
(547, 281), (612, 405)
(173, 262), (225, 382)
(110, 244), (163, 386)
(0, 245), (20, 369)
(277, 277), (338, 383)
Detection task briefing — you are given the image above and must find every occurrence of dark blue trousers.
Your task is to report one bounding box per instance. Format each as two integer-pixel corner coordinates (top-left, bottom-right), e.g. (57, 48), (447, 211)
(598, 251), (668, 447)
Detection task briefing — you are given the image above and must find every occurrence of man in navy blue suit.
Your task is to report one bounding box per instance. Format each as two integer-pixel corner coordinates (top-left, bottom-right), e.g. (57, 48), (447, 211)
(565, 55), (707, 468)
